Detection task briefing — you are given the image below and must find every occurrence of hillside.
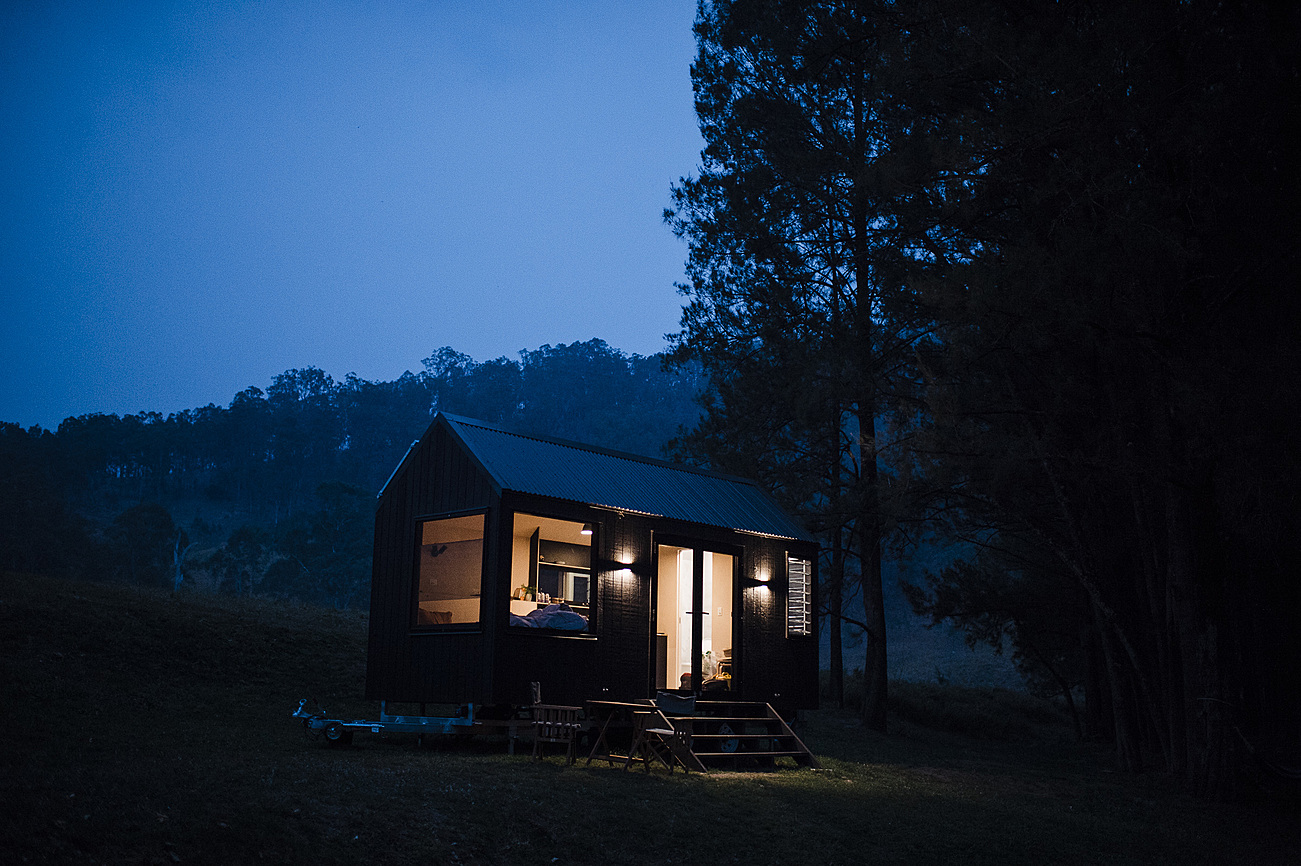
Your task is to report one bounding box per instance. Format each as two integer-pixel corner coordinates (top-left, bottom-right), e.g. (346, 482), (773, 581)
(0, 339), (704, 609)
(4, 573), (1298, 865)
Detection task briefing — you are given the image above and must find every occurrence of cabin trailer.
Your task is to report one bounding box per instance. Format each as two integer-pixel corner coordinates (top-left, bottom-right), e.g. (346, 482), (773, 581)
(365, 413), (818, 717)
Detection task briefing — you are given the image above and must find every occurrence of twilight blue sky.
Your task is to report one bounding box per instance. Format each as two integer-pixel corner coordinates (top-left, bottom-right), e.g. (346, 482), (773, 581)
(1, 1), (703, 430)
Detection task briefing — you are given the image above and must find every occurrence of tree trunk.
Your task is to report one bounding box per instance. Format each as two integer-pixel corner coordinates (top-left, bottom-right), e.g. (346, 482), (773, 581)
(171, 534), (192, 594)
(826, 396), (848, 709)
(828, 524), (846, 708)
(858, 405), (888, 732)
(1025, 639), (1083, 741)
(848, 33), (888, 732)
(1082, 620), (1108, 741)
(1167, 478), (1235, 800)
(1099, 617), (1144, 773)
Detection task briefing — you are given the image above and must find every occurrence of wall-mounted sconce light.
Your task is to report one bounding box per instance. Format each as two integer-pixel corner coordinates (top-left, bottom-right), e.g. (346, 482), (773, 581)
(580, 522), (594, 536)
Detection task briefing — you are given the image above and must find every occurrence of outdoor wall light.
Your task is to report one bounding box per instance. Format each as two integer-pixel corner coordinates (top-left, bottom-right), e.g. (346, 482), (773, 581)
(581, 522), (594, 536)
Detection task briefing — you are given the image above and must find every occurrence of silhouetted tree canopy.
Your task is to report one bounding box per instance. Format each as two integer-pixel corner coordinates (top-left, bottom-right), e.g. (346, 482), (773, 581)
(668, 0), (1299, 799)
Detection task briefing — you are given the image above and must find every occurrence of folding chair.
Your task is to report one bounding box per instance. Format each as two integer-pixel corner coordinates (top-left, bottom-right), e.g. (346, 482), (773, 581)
(623, 710), (691, 773)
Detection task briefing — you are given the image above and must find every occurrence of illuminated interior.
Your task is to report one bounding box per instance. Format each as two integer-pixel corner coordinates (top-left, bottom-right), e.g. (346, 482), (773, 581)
(508, 513), (592, 632)
(413, 513), (485, 626)
(656, 545), (733, 691)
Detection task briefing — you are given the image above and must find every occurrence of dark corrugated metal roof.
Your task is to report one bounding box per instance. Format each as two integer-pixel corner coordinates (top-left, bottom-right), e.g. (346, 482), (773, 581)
(440, 414), (813, 542)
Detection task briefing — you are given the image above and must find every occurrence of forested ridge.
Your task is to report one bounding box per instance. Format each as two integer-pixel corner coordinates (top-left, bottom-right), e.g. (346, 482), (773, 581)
(0, 339), (703, 608)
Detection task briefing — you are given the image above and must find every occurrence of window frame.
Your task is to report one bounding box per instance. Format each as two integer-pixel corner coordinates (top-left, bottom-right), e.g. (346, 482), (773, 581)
(409, 509), (489, 632)
(507, 510), (597, 636)
(786, 554), (814, 638)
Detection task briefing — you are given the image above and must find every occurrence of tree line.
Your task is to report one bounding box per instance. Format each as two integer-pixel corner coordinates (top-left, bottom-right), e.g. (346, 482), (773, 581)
(0, 339), (703, 609)
(666, 0), (1298, 800)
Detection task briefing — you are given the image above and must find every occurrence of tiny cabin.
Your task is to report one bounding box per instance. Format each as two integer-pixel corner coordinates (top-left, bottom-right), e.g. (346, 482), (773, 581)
(365, 413), (818, 716)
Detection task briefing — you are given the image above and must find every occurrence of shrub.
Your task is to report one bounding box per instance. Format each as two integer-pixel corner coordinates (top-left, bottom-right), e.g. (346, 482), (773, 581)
(822, 669), (1069, 740)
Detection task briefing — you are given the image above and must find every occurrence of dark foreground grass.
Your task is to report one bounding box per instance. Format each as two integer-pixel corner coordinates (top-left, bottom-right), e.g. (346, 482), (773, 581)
(3, 573), (1297, 865)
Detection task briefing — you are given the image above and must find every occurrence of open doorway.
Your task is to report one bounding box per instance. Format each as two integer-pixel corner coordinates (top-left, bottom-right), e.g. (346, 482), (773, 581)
(655, 544), (734, 694)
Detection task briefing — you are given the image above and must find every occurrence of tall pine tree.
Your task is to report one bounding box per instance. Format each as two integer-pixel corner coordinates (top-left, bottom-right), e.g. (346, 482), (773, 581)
(667, 0), (959, 729)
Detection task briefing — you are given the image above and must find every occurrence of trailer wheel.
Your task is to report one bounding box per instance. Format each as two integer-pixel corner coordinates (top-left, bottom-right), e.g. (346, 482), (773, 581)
(323, 723), (351, 747)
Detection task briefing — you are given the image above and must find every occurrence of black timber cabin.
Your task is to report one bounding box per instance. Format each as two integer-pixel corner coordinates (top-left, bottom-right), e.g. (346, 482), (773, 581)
(366, 413), (819, 717)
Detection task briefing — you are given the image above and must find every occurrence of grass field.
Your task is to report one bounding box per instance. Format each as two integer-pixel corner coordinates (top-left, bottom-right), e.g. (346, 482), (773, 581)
(3, 572), (1297, 865)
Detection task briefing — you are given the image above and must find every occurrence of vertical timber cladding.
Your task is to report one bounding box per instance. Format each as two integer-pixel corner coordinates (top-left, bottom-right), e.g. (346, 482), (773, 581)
(736, 537), (820, 715)
(740, 540), (785, 708)
(364, 457), (407, 701)
(493, 492), (602, 706)
(365, 422), (496, 704)
(785, 540), (820, 710)
(597, 512), (653, 702)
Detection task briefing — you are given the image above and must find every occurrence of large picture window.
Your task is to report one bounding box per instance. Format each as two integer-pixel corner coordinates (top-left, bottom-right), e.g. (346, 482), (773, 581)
(787, 555), (813, 637)
(508, 513), (592, 633)
(413, 513), (485, 627)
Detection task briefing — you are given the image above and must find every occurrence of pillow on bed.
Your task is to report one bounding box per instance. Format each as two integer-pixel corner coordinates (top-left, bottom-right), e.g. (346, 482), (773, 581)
(417, 608), (452, 625)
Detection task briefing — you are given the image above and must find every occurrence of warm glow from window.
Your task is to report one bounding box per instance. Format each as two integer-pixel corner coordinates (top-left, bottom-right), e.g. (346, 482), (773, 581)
(413, 513), (485, 627)
(509, 513), (592, 632)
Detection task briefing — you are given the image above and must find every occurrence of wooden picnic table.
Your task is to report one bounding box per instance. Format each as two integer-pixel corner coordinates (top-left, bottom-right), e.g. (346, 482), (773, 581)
(583, 699), (653, 765)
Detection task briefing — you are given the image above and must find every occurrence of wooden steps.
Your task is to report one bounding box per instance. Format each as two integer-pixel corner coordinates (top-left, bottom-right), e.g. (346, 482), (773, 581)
(659, 700), (821, 771)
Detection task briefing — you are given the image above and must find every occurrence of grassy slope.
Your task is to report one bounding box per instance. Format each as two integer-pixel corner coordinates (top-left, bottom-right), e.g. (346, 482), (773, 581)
(2, 573), (1297, 866)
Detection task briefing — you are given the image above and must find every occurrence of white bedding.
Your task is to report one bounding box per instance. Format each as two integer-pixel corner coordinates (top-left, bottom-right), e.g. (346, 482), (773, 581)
(510, 602), (588, 631)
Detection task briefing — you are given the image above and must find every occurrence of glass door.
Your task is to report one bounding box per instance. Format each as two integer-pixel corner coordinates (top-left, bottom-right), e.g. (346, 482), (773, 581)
(655, 544), (734, 694)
